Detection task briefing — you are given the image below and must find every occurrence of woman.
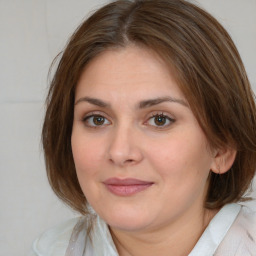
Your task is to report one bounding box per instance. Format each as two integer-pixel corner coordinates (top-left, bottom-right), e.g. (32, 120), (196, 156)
(31, 0), (256, 255)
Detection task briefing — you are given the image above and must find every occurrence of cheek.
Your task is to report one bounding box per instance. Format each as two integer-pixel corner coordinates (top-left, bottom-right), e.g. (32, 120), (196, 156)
(71, 133), (105, 178)
(150, 136), (212, 206)
(146, 132), (212, 180)
(71, 133), (106, 203)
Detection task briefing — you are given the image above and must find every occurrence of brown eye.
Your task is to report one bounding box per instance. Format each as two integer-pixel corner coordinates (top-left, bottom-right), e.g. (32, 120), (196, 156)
(147, 113), (175, 128)
(93, 116), (105, 125)
(154, 115), (167, 126)
(83, 114), (110, 127)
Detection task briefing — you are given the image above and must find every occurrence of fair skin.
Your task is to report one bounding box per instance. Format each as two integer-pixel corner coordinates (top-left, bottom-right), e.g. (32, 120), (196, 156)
(71, 45), (235, 256)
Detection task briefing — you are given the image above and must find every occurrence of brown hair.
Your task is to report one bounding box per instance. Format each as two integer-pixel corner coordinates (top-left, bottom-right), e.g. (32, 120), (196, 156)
(42, 0), (256, 214)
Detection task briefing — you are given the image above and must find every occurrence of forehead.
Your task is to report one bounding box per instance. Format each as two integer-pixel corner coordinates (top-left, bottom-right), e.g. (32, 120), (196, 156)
(75, 45), (185, 103)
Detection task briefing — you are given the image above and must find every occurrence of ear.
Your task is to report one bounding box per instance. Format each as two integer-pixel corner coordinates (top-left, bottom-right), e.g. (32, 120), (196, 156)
(211, 147), (237, 174)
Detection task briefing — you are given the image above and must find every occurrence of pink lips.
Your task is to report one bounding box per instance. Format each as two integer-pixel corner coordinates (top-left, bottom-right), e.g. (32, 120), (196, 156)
(103, 178), (154, 196)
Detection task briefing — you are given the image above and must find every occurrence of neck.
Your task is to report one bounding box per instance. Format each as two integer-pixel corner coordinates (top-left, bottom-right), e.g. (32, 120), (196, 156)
(110, 207), (218, 256)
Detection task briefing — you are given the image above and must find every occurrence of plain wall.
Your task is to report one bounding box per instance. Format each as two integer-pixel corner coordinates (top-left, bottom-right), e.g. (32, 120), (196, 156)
(0, 0), (255, 255)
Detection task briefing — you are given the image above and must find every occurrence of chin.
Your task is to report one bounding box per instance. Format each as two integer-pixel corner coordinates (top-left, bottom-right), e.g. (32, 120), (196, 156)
(100, 207), (154, 232)
(108, 219), (151, 232)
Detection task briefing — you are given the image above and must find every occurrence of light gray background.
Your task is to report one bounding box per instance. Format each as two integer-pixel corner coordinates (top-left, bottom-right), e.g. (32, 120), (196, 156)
(0, 0), (255, 255)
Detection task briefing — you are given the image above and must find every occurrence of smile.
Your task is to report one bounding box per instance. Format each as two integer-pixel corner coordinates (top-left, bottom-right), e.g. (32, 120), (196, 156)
(103, 178), (154, 196)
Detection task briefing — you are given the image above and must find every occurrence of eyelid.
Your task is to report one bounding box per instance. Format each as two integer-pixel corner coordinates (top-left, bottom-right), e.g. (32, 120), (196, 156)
(144, 111), (176, 129)
(79, 110), (175, 129)
(81, 111), (112, 128)
(150, 110), (174, 117)
(81, 111), (110, 121)
(148, 111), (175, 120)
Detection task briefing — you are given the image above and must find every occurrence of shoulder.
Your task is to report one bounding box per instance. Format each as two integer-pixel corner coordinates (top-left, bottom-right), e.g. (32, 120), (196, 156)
(215, 201), (256, 255)
(29, 217), (81, 256)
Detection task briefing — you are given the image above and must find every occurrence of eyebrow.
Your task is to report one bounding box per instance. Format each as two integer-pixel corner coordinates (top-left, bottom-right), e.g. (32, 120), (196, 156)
(75, 96), (188, 108)
(75, 97), (110, 107)
(139, 97), (188, 108)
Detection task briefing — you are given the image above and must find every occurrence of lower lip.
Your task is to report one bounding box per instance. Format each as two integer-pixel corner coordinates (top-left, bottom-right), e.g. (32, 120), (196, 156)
(105, 184), (153, 196)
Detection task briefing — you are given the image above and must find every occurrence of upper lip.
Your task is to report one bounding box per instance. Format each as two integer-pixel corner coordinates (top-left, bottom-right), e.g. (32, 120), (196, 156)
(103, 178), (154, 185)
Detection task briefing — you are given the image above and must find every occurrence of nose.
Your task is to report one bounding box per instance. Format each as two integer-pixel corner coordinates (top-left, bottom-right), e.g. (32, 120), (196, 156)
(107, 125), (143, 167)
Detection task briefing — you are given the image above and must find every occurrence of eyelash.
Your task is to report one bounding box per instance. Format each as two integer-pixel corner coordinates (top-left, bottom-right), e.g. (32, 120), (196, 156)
(147, 112), (175, 129)
(82, 112), (111, 128)
(81, 112), (175, 129)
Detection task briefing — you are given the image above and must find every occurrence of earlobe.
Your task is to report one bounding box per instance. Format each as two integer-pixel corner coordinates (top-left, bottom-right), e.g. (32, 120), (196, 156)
(211, 147), (237, 174)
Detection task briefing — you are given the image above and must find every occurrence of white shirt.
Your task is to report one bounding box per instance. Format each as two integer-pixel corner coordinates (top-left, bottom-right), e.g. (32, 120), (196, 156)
(29, 202), (256, 256)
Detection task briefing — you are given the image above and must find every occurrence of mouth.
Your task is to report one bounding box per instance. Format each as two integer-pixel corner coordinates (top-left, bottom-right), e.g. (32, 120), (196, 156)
(103, 178), (154, 196)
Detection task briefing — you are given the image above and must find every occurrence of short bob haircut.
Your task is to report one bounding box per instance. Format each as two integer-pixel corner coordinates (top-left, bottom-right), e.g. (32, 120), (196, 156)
(43, 0), (256, 215)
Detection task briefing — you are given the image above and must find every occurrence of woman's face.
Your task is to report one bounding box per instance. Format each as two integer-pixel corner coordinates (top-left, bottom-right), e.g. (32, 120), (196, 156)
(72, 45), (217, 232)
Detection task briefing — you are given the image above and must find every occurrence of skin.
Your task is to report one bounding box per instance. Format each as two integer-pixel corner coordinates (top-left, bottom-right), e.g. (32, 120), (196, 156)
(71, 45), (235, 255)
